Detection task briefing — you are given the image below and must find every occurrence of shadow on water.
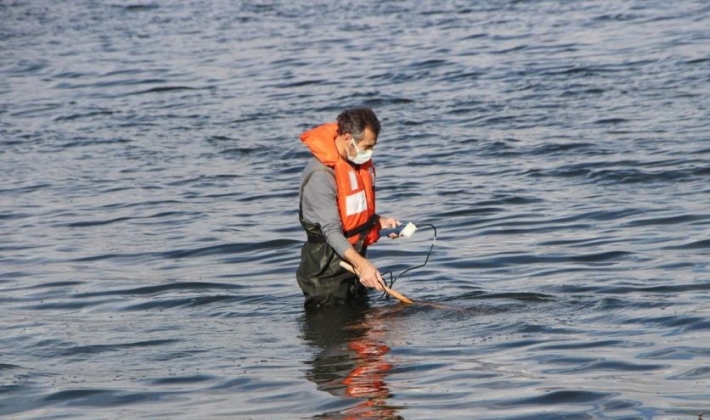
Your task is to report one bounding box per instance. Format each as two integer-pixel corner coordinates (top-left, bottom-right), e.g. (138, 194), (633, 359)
(299, 303), (405, 420)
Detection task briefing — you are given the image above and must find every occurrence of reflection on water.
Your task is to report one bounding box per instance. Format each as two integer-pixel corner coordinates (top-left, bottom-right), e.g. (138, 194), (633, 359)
(300, 304), (404, 419)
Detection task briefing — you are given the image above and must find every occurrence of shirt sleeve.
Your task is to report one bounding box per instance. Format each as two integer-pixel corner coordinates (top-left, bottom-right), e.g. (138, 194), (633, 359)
(301, 168), (352, 257)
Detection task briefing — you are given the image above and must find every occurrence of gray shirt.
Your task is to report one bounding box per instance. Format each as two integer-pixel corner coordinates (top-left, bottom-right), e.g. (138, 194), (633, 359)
(299, 158), (353, 257)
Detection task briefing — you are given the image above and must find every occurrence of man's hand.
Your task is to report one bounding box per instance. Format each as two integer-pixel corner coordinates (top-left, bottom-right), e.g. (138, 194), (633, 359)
(354, 259), (386, 291)
(343, 248), (385, 291)
(379, 216), (401, 238)
(379, 216), (399, 229)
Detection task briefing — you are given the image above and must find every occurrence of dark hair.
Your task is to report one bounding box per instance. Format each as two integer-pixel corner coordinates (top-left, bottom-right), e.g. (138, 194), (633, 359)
(336, 107), (381, 141)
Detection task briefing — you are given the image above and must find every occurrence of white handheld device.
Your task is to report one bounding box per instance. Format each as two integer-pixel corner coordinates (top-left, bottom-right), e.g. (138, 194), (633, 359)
(381, 221), (417, 238)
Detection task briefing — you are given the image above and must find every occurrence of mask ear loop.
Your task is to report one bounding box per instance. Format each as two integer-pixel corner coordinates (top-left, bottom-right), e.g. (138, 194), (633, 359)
(347, 136), (355, 158)
(376, 224), (437, 301)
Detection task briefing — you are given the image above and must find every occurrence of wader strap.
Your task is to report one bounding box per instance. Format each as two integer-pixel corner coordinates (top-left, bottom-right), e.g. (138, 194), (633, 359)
(300, 167), (333, 244)
(299, 167), (335, 220)
(307, 234), (325, 243)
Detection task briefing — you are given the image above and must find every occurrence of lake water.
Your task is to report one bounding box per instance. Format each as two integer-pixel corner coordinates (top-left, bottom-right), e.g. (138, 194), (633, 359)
(2, 1), (710, 419)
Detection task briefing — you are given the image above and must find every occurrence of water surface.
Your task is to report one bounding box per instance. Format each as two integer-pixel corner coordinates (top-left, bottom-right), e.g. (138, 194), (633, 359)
(2, 1), (710, 419)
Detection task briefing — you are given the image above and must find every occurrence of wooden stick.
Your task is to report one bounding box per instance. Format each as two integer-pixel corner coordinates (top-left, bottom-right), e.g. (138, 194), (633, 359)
(339, 261), (415, 304)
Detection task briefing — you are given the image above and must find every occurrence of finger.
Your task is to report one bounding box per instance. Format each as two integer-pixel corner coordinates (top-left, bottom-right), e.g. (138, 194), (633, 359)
(376, 273), (386, 290)
(364, 277), (379, 290)
(362, 276), (380, 290)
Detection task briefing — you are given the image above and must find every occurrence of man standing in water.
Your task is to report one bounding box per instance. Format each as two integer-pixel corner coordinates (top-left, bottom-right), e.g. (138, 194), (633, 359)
(297, 107), (400, 310)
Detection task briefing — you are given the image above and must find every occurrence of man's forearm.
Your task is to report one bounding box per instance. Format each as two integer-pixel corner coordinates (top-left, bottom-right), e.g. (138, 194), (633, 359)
(343, 247), (368, 271)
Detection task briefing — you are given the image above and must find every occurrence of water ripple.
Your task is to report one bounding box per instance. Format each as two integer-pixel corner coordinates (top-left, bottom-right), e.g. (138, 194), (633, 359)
(2, 0), (710, 418)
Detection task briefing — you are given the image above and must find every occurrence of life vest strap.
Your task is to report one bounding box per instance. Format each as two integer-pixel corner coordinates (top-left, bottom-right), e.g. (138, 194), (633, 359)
(343, 214), (379, 239)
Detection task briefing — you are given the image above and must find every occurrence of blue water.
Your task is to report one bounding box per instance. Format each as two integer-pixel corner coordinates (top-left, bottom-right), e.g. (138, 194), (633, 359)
(2, 1), (710, 419)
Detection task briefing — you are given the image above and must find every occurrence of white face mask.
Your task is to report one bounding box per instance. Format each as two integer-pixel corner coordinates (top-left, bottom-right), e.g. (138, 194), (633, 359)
(347, 137), (373, 165)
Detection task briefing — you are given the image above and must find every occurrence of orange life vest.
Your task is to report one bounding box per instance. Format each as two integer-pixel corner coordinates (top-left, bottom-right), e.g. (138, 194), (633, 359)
(300, 123), (380, 247)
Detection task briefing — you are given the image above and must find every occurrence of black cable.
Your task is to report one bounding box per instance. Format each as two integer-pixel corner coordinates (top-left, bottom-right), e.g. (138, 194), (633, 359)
(377, 224), (437, 301)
